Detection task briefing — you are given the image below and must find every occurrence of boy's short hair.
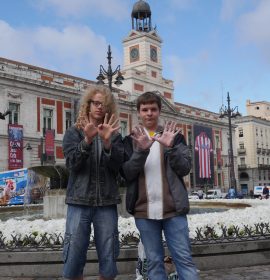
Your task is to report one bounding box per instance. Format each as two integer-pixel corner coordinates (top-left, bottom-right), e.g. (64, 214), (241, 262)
(136, 92), (162, 111)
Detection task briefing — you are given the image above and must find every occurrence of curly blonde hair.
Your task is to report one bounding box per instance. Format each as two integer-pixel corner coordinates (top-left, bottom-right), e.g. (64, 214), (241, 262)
(75, 85), (118, 129)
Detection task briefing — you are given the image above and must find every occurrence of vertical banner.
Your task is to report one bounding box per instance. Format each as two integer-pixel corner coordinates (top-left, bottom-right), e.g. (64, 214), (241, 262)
(194, 125), (214, 186)
(45, 129), (55, 156)
(8, 124), (23, 170)
(0, 168), (27, 205)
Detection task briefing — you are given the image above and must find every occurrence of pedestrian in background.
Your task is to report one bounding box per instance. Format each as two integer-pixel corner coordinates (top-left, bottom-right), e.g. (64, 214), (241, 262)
(228, 186), (236, 199)
(62, 85), (124, 280)
(262, 186), (269, 199)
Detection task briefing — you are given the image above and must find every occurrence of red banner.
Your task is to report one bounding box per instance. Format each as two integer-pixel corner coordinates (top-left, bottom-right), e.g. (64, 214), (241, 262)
(8, 124), (23, 170)
(45, 129), (55, 156)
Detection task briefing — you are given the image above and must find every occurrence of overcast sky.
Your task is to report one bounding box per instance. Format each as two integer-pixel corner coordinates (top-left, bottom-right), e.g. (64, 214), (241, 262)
(1, 0), (270, 114)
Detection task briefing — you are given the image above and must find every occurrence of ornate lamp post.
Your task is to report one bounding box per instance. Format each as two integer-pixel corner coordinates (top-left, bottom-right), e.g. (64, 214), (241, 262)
(96, 45), (124, 90)
(12, 142), (32, 150)
(219, 92), (241, 193)
(0, 110), (11, 120)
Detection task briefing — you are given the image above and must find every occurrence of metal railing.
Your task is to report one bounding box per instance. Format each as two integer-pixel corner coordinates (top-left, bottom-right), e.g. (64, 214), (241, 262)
(1, 223), (269, 251)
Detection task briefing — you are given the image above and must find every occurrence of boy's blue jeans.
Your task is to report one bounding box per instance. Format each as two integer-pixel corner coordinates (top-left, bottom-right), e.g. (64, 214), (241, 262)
(63, 204), (119, 279)
(135, 215), (198, 280)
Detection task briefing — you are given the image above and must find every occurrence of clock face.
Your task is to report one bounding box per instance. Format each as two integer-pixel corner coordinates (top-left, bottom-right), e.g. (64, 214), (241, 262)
(150, 47), (157, 61)
(130, 47), (139, 61)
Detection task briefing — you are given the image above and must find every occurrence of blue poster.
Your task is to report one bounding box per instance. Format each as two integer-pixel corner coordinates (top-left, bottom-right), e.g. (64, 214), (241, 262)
(0, 168), (27, 205)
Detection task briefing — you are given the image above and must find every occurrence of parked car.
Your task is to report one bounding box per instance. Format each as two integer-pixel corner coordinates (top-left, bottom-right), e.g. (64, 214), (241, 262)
(188, 191), (205, 200)
(205, 189), (223, 199)
(253, 186), (270, 198)
(225, 192), (244, 199)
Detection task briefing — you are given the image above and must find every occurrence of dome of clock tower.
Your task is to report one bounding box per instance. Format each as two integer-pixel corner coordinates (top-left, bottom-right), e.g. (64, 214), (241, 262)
(131, 0), (152, 32)
(132, 0), (151, 19)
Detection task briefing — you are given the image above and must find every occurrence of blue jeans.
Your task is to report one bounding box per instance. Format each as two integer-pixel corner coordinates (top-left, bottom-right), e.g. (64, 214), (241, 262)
(135, 215), (198, 280)
(63, 204), (119, 279)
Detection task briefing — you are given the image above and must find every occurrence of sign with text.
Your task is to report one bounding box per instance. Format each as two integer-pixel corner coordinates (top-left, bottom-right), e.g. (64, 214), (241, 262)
(0, 168), (27, 205)
(45, 129), (55, 156)
(8, 124), (23, 170)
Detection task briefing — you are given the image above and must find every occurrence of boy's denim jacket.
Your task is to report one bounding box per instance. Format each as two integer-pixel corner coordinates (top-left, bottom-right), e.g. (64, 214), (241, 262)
(63, 125), (124, 206)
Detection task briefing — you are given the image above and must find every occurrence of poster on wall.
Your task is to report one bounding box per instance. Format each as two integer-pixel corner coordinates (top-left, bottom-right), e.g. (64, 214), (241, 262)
(194, 125), (214, 186)
(0, 168), (27, 205)
(8, 124), (23, 170)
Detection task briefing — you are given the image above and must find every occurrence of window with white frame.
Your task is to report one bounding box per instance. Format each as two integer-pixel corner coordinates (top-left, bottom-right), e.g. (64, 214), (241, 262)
(238, 128), (243, 137)
(239, 143), (245, 149)
(215, 135), (220, 148)
(65, 111), (72, 130)
(8, 102), (20, 124)
(120, 120), (127, 137)
(43, 108), (53, 130)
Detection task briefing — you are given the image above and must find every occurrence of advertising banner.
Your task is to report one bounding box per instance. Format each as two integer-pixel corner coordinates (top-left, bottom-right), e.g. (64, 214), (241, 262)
(45, 129), (55, 156)
(0, 168), (27, 205)
(194, 125), (214, 186)
(8, 124), (23, 170)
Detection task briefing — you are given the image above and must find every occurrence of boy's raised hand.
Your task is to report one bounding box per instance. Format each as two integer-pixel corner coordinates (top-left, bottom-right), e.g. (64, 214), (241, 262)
(81, 113), (98, 144)
(131, 126), (153, 150)
(152, 121), (180, 147)
(98, 113), (120, 149)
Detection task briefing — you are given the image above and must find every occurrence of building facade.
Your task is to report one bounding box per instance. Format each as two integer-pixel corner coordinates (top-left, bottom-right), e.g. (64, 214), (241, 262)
(235, 105), (270, 194)
(246, 100), (270, 121)
(0, 0), (236, 192)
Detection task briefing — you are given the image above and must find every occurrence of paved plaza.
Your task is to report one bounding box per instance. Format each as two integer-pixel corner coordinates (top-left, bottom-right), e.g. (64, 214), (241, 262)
(1, 264), (270, 280)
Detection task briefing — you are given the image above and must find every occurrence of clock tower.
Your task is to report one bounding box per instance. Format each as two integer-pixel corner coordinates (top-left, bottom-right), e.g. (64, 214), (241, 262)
(119, 0), (174, 103)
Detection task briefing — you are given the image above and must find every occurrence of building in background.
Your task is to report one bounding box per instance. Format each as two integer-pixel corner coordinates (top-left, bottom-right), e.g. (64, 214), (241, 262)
(246, 100), (270, 121)
(0, 0), (236, 191)
(235, 102), (270, 194)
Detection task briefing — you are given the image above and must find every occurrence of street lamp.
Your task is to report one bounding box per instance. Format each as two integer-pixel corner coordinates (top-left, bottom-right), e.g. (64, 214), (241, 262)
(12, 142), (32, 150)
(219, 92), (241, 193)
(96, 45), (124, 90)
(0, 110), (11, 120)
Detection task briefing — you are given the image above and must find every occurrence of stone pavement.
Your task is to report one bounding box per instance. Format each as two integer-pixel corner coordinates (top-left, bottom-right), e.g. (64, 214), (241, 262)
(1, 264), (270, 280)
(199, 264), (270, 280)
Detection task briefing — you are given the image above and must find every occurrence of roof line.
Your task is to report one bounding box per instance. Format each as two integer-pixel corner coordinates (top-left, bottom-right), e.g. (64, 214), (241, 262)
(0, 56), (93, 83)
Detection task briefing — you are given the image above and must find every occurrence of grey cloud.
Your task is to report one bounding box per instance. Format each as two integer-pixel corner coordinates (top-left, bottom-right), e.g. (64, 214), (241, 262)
(0, 20), (120, 79)
(32, 0), (129, 21)
(220, 0), (246, 21)
(236, 1), (270, 44)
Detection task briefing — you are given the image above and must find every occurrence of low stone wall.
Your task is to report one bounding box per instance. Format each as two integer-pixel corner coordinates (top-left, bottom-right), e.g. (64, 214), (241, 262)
(1, 239), (270, 277)
(43, 190), (130, 219)
(43, 189), (67, 219)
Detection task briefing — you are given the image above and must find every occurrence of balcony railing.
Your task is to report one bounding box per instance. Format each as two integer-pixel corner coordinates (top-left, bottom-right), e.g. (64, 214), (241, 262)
(258, 164), (270, 170)
(238, 164), (247, 170)
(237, 148), (246, 155)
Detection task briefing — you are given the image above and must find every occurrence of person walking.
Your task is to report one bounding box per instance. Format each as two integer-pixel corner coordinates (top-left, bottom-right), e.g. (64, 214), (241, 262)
(228, 186), (236, 199)
(121, 92), (198, 280)
(262, 185), (269, 199)
(62, 85), (124, 280)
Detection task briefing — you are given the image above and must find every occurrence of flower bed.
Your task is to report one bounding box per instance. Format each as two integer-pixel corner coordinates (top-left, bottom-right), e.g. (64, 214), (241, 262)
(0, 199), (269, 246)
